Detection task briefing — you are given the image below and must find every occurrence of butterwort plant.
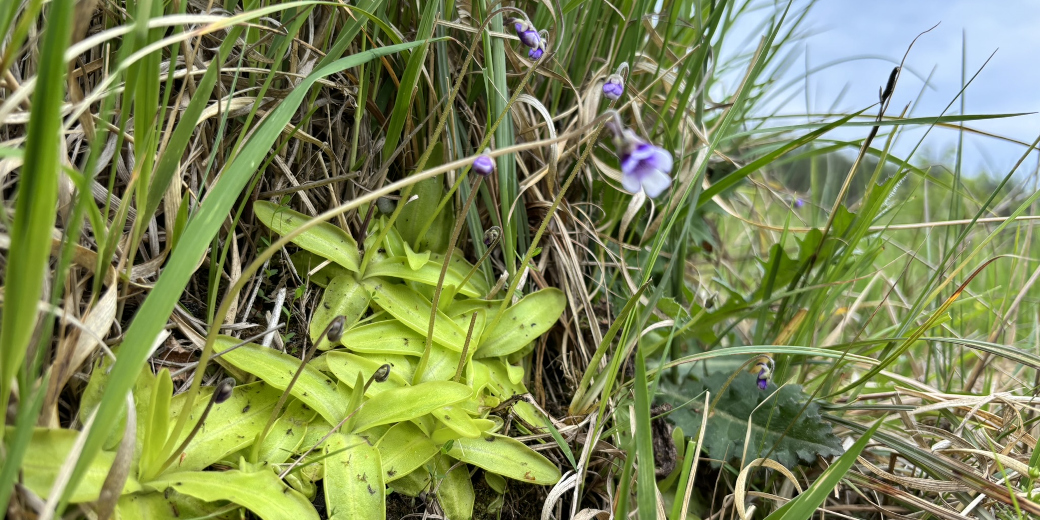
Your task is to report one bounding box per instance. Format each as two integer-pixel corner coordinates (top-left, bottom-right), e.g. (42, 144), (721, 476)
(607, 114), (674, 198)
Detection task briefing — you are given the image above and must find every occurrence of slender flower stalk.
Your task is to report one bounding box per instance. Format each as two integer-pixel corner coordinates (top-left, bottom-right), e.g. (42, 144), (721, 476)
(153, 377), (236, 476)
(250, 316), (345, 461)
(413, 156), (489, 385)
(456, 226), (502, 295)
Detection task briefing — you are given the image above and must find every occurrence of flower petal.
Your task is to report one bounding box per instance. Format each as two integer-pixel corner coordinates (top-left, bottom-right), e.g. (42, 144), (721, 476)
(620, 143), (653, 173)
(640, 168), (672, 198)
(621, 171), (643, 194)
(649, 146), (673, 173)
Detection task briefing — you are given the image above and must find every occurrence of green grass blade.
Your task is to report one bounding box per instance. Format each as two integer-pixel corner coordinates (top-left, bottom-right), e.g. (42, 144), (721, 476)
(633, 351), (658, 519)
(763, 417), (882, 520)
(380, 0), (437, 159)
(0, 0), (73, 511)
(0, 0), (73, 423)
(698, 111), (861, 205)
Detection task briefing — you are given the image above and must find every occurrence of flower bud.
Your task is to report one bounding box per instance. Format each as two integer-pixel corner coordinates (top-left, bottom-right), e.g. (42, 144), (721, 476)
(376, 197), (396, 215)
(325, 315), (346, 344)
(603, 73), (624, 100)
(483, 226), (502, 247)
(373, 364), (391, 383)
(750, 355), (774, 391)
(213, 377), (236, 404)
(511, 19), (540, 48)
(473, 153), (495, 176)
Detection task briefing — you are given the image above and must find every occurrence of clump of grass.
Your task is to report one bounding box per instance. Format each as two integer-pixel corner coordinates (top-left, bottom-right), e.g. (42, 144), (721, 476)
(2, 0), (1039, 519)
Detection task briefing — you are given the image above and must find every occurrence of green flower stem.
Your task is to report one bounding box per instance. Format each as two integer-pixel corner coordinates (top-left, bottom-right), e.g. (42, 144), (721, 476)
(454, 313), (480, 382)
(455, 230), (501, 293)
(409, 9), (546, 251)
(151, 378), (235, 478)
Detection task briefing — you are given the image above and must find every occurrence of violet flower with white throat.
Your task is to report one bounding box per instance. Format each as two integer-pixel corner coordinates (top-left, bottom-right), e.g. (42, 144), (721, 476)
(609, 121), (673, 198)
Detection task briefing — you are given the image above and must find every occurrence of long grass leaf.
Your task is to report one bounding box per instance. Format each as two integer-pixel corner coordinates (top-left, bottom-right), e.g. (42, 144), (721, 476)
(763, 417), (882, 519)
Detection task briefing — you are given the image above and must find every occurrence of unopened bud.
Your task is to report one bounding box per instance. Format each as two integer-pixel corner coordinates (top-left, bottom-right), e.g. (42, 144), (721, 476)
(473, 153), (495, 176)
(376, 197), (396, 215)
(603, 73), (624, 101)
(483, 226), (502, 247)
(511, 18), (541, 48)
(325, 316), (346, 344)
(373, 364), (391, 383)
(214, 378), (236, 404)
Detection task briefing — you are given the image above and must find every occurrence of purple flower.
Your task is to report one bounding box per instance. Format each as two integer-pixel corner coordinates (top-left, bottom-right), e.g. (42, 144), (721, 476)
(528, 46), (544, 60)
(615, 129), (673, 198)
(512, 20), (540, 48)
(752, 355), (774, 390)
(793, 197), (804, 208)
(603, 74), (624, 101)
(473, 153), (495, 176)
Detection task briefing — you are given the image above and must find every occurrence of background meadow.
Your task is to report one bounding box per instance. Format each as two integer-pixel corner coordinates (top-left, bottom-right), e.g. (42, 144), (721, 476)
(2, 0), (1040, 518)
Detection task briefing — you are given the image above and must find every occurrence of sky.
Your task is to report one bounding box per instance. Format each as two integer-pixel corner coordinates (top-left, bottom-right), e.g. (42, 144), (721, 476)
(727, 0), (1040, 177)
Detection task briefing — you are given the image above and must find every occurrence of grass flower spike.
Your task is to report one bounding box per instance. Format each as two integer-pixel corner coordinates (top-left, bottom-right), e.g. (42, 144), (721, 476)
(612, 124), (673, 197)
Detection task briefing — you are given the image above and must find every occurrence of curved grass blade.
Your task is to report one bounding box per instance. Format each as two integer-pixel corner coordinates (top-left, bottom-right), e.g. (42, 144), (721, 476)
(764, 418), (881, 520)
